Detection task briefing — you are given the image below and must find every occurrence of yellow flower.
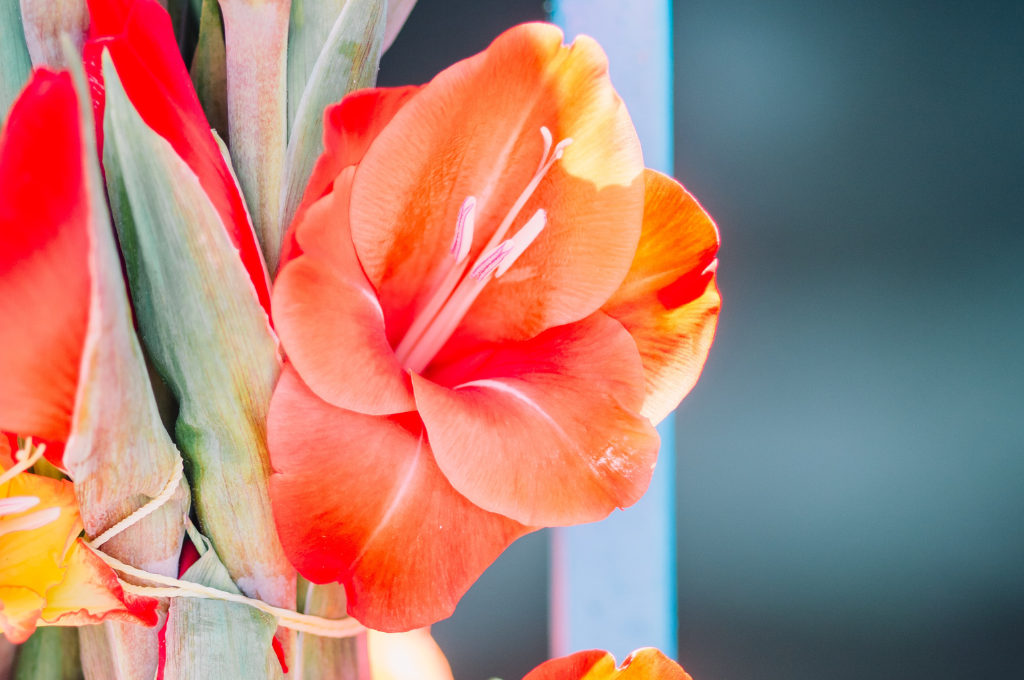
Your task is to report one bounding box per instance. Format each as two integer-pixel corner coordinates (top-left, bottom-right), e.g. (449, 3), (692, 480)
(0, 440), (159, 643)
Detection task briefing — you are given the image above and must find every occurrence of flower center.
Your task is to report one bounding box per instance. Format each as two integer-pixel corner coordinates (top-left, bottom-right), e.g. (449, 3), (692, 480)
(394, 127), (572, 374)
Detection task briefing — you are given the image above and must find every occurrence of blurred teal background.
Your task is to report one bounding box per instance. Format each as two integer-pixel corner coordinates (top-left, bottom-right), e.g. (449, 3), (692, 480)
(380, 1), (1024, 679)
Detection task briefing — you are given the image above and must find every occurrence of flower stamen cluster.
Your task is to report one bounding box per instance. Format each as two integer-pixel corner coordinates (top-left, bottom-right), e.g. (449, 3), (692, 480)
(395, 126), (572, 373)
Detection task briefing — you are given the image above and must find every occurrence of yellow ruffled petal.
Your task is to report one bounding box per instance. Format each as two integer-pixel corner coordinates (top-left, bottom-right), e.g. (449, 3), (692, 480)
(42, 539), (159, 628)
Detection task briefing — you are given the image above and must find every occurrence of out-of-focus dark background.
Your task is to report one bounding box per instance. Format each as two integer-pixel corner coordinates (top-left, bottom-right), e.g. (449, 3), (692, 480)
(379, 1), (1024, 679)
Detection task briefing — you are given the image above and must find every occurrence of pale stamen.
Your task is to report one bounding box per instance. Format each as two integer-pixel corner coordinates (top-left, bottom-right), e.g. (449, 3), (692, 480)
(0, 506), (60, 537)
(395, 128), (572, 373)
(450, 197), (476, 265)
(496, 209), (546, 278)
(537, 126), (554, 174)
(470, 240), (514, 280)
(0, 496), (40, 516)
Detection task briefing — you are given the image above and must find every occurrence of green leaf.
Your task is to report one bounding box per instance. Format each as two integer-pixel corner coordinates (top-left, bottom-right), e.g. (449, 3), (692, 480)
(0, 0), (30, 121)
(61, 40), (192, 680)
(190, 0), (229, 142)
(99, 50), (295, 615)
(280, 0), (385, 238)
(13, 628), (83, 680)
(163, 526), (281, 679)
(294, 581), (366, 680)
(286, 0), (347, 134)
(383, 0), (417, 52)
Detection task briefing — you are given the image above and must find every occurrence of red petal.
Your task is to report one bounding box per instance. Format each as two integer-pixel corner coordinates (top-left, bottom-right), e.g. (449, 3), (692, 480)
(268, 364), (530, 631)
(0, 70), (89, 444)
(84, 0), (272, 317)
(413, 313), (659, 527)
(602, 170), (721, 424)
(524, 648), (692, 680)
(273, 170), (415, 415)
(279, 86), (422, 271)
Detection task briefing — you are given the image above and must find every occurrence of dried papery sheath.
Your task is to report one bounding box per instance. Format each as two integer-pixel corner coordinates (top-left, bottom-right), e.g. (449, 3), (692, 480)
(18, 0), (88, 68)
(99, 45), (295, 639)
(218, 0), (290, 275)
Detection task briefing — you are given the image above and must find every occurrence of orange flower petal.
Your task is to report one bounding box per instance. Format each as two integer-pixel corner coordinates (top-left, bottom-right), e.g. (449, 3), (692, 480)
(603, 170), (721, 424)
(412, 313), (660, 527)
(368, 628), (454, 680)
(268, 364), (531, 631)
(42, 539), (159, 628)
(0, 70), (90, 444)
(524, 648), (692, 680)
(279, 86), (422, 271)
(273, 172), (415, 416)
(348, 23), (644, 347)
(0, 435), (14, 470)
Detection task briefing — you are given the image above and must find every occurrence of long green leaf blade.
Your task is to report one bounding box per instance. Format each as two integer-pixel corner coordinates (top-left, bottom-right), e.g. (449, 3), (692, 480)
(99, 51), (295, 614)
(63, 41), (192, 680)
(280, 0), (384, 239)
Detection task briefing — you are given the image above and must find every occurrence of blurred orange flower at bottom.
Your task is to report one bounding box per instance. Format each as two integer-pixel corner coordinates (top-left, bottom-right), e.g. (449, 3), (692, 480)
(524, 648), (693, 680)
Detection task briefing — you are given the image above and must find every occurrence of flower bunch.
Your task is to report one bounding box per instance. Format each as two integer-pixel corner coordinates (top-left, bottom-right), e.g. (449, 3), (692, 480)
(0, 0), (719, 677)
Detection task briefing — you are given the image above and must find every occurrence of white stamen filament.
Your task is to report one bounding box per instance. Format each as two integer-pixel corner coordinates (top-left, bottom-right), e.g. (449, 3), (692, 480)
(394, 128), (572, 373)
(450, 197), (477, 264)
(0, 439), (47, 487)
(496, 209), (546, 278)
(470, 240), (514, 280)
(0, 496), (40, 516)
(0, 506), (60, 537)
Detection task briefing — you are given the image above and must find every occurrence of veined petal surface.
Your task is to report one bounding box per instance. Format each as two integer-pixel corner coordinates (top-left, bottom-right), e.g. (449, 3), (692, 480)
(274, 171), (415, 416)
(268, 365), (531, 631)
(414, 313), (659, 527)
(279, 85), (421, 270)
(348, 23), (645, 347)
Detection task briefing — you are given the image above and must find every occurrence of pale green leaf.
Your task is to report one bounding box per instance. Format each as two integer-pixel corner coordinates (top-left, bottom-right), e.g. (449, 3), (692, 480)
(0, 0), (30, 121)
(62, 40), (192, 680)
(294, 581), (365, 680)
(13, 628), (82, 680)
(99, 51), (295, 614)
(280, 0), (385, 238)
(163, 527), (280, 679)
(286, 0), (348, 134)
(190, 0), (228, 142)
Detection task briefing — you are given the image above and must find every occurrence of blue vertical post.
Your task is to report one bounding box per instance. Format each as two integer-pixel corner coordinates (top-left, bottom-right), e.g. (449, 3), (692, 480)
(549, 0), (677, 662)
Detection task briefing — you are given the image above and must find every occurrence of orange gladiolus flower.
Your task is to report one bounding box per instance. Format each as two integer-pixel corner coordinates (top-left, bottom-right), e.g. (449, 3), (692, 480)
(269, 23), (720, 630)
(524, 648), (693, 680)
